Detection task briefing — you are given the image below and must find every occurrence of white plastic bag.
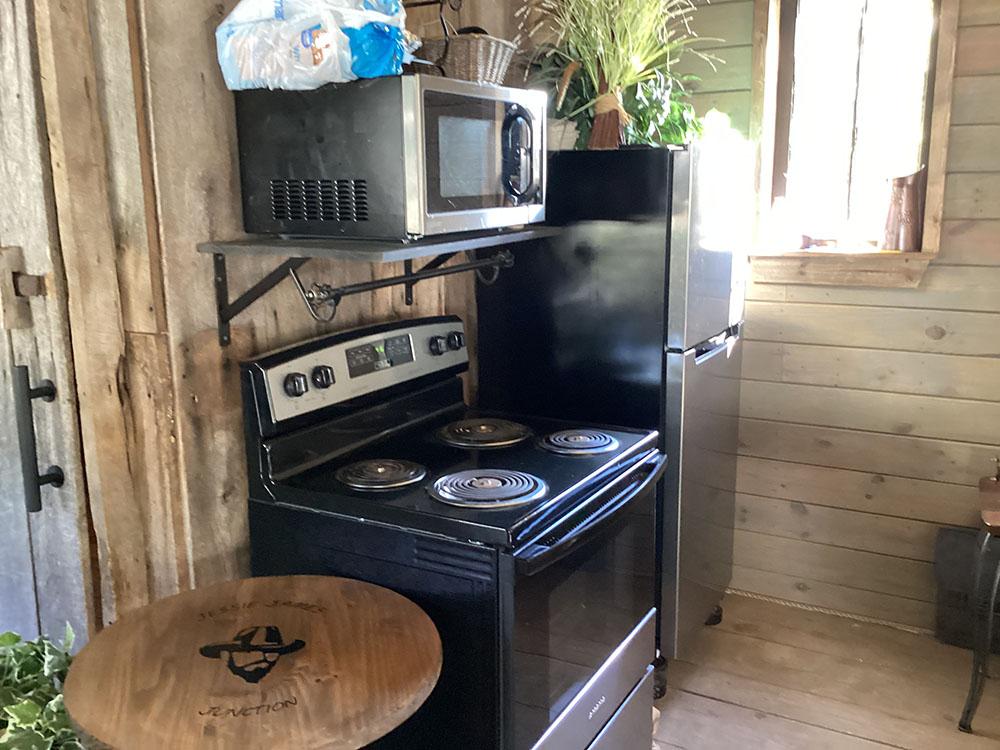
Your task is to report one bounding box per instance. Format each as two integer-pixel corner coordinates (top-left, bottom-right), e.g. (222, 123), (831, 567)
(216, 0), (409, 91)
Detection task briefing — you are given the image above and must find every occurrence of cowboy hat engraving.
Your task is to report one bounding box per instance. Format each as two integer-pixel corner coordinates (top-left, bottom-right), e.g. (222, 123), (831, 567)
(200, 625), (305, 684)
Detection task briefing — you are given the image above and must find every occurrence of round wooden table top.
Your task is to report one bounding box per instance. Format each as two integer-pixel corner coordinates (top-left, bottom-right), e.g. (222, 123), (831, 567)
(64, 576), (442, 750)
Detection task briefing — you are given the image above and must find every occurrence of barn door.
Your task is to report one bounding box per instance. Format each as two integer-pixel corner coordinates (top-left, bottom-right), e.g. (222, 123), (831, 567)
(0, 1), (95, 642)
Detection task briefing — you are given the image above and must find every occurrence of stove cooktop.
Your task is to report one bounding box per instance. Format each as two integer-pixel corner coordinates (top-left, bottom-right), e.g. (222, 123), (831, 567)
(267, 410), (659, 549)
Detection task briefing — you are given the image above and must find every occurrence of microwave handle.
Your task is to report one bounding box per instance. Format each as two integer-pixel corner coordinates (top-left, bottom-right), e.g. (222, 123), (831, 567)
(502, 104), (537, 203)
(514, 453), (667, 577)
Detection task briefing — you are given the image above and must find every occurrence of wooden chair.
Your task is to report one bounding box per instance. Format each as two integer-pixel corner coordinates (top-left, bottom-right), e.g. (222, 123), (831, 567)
(959, 458), (1000, 733)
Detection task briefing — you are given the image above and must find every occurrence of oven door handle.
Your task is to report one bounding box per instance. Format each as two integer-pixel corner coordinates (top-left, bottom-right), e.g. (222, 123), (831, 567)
(514, 453), (667, 577)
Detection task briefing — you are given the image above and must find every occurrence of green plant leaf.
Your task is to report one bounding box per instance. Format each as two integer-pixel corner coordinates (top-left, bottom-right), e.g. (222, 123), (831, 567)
(4, 699), (42, 728)
(41, 645), (67, 681)
(40, 697), (70, 735)
(0, 728), (52, 750)
(0, 634), (21, 648)
(0, 631), (78, 748)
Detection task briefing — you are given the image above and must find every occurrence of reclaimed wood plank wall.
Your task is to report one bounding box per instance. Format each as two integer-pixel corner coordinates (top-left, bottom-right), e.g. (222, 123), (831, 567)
(32, 0), (487, 626)
(733, 0), (1000, 629)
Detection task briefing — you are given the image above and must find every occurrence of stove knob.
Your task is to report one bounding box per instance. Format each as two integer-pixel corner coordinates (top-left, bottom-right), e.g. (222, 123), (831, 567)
(447, 331), (465, 351)
(311, 365), (335, 389)
(283, 372), (309, 398)
(429, 335), (448, 356)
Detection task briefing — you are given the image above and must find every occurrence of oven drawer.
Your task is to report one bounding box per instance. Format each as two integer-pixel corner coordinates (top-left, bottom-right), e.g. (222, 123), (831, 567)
(587, 667), (654, 750)
(531, 608), (655, 750)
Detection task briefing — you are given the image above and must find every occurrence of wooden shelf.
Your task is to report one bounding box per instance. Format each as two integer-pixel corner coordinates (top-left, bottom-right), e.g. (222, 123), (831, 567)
(197, 226), (560, 263)
(750, 251), (934, 288)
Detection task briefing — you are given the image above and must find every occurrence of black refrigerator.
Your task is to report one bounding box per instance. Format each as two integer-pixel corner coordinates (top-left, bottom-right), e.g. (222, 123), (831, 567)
(476, 146), (745, 668)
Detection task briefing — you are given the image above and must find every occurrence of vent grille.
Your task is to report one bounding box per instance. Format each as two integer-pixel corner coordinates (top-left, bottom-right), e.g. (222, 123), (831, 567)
(270, 179), (369, 223)
(413, 538), (494, 582)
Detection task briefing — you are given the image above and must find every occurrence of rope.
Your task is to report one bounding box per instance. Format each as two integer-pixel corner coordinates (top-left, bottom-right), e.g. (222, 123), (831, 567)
(726, 588), (934, 636)
(594, 91), (630, 124)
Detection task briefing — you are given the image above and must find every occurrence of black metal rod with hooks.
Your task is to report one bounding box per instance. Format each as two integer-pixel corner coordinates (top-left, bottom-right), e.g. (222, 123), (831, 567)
(211, 249), (513, 346)
(295, 250), (512, 321)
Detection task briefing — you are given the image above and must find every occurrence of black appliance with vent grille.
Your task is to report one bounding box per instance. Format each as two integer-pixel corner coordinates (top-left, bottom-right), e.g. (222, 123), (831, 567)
(243, 316), (663, 749)
(235, 75), (546, 239)
(269, 178), (369, 224)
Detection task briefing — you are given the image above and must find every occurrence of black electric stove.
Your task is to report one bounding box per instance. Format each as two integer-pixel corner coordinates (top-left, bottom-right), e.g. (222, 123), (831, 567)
(244, 316), (664, 749)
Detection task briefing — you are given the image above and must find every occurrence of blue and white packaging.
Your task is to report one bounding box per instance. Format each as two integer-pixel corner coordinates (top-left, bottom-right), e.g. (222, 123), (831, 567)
(216, 0), (410, 90)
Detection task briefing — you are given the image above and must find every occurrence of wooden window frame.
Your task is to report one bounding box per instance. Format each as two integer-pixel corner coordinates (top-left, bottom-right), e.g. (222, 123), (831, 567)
(749, 0), (959, 288)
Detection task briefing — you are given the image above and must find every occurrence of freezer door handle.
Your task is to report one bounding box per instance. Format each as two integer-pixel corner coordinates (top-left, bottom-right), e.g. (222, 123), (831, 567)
(693, 333), (737, 365)
(515, 453), (667, 576)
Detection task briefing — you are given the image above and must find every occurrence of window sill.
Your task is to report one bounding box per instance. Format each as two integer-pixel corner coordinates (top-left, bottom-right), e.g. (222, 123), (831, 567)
(749, 251), (934, 288)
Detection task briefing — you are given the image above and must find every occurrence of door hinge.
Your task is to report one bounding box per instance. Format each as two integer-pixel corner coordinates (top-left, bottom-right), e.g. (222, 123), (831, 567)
(0, 246), (46, 330)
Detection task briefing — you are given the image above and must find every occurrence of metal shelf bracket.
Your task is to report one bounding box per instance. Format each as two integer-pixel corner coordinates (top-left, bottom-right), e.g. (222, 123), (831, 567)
(212, 249), (514, 346)
(213, 254), (310, 346)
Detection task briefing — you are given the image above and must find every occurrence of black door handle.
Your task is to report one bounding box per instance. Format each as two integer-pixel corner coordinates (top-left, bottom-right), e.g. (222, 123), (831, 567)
(13, 365), (64, 513)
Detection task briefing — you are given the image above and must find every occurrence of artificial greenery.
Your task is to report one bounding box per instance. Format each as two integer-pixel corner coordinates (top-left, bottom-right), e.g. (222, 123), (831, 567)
(529, 48), (702, 149)
(0, 627), (82, 749)
(551, 0), (702, 107)
(518, 0), (711, 148)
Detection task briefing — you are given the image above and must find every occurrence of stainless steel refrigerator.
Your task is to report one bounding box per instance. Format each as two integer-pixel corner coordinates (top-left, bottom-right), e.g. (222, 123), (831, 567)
(476, 145), (746, 670)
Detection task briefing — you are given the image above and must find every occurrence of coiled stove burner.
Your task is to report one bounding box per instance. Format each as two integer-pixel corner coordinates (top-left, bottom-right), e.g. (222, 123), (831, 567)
(429, 469), (548, 508)
(437, 418), (532, 449)
(539, 429), (620, 456)
(336, 459), (427, 491)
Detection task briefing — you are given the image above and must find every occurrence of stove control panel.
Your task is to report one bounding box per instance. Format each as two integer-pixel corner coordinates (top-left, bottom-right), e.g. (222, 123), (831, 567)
(259, 319), (468, 423)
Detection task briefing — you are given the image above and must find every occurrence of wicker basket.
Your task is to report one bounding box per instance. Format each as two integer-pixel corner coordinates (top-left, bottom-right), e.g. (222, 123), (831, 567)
(420, 33), (516, 85)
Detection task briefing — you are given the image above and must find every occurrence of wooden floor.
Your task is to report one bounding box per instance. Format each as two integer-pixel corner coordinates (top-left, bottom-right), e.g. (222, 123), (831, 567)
(654, 594), (1000, 749)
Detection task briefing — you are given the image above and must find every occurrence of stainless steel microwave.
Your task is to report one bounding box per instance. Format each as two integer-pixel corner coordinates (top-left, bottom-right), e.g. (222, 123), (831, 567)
(234, 74), (547, 240)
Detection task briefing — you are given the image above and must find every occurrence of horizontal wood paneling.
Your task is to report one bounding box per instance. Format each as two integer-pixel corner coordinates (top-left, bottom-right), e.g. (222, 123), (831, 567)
(739, 418), (996, 487)
(736, 493), (944, 561)
(690, 91), (752, 132)
(955, 25), (1000, 75)
(940, 219), (1000, 264)
(948, 124), (1000, 170)
(741, 341), (1000, 401)
(734, 2), (999, 631)
(944, 172), (1000, 217)
(748, 264), (1000, 311)
(749, 253), (931, 289)
(737, 455), (980, 527)
(690, 1), (754, 48)
(729, 566), (936, 628)
(741, 380), (999, 443)
(960, 0), (1000, 26)
(745, 301), (1000, 355)
(952, 75), (1000, 123)
(681, 2), (754, 138)
(675, 45), (754, 93)
(733, 530), (936, 601)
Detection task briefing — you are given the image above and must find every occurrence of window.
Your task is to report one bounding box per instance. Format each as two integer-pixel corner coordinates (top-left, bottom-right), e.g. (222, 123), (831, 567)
(764, 0), (938, 252)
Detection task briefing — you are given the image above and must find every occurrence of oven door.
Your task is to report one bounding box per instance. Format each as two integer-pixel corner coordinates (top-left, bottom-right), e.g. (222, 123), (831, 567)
(511, 453), (665, 750)
(404, 76), (546, 237)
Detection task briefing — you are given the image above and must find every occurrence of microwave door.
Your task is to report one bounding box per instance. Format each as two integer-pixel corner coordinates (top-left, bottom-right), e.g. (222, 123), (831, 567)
(416, 79), (546, 237)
